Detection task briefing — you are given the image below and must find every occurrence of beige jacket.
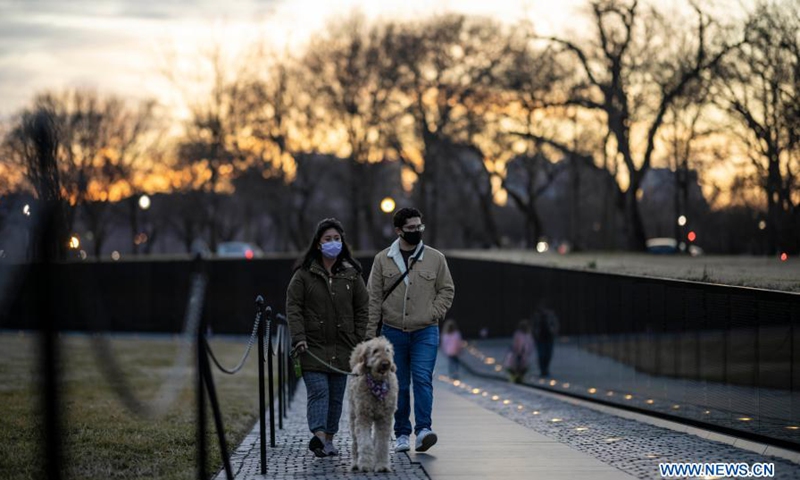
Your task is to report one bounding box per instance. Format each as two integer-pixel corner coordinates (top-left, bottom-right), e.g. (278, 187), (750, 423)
(365, 240), (455, 338)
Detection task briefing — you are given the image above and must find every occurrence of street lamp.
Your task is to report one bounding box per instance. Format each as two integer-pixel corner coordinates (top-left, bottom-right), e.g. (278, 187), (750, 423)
(138, 194), (151, 211)
(380, 197), (395, 214)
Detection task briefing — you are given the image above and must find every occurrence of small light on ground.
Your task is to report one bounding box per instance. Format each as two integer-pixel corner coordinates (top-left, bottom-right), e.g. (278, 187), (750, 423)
(575, 427), (588, 432)
(532, 411), (540, 415)
(484, 357), (496, 365)
(111, 251), (121, 261)
(588, 388), (597, 394)
(624, 395), (633, 400)
(472, 388), (481, 394)
(503, 400), (511, 405)
(491, 395), (500, 401)
(678, 215), (687, 226)
(781, 252), (788, 261)
(646, 399), (655, 405)
(550, 418), (563, 423)
(738, 417), (752, 422)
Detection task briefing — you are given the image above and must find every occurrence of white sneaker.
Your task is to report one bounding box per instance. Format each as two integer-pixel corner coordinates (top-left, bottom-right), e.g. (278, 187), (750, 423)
(414, 429), (437, 452)
(394, 435), (410, 453)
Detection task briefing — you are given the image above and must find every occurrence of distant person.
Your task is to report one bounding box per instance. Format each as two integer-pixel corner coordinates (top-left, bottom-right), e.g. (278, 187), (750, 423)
(532, 301), (559, 377)
(286, 218), (369, 458)
(365, 207), (455, 454)
(504, 320), (534, 384)
(441, 319), (463, 379)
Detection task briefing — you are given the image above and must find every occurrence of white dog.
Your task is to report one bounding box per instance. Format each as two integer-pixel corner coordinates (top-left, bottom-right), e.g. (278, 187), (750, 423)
(347, 336), (398, 473)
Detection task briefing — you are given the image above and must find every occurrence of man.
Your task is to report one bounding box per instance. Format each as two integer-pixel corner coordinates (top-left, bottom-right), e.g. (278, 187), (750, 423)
(366, 207), (455, 453)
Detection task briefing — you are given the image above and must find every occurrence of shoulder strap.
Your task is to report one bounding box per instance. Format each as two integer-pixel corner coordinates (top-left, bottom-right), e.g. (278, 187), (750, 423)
(382, 245), (425, 302)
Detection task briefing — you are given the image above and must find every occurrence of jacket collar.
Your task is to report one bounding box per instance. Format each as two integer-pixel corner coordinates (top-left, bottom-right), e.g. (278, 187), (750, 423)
(387, 238), (425, 284)
(309, 259), (353, 278)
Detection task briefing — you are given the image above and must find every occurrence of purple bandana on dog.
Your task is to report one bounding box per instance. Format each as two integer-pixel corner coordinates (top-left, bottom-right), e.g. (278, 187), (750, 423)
(365, 372), (389, 401)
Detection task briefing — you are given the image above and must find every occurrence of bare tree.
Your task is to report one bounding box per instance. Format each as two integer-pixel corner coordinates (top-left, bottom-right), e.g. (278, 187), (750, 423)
(3, 107), (67, 260)
(539, 0), (738, 250)
(300, 15), (402, 249)
(714, 1), (799, 253)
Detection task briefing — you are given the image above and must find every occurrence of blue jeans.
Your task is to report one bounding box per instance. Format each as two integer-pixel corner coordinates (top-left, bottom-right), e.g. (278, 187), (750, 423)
(382, 324), (439, 436)
(303, 371), (347, 434)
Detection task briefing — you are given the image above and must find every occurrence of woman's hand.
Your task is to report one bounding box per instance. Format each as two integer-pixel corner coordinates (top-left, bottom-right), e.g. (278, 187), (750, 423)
(293, 341), (308, 354)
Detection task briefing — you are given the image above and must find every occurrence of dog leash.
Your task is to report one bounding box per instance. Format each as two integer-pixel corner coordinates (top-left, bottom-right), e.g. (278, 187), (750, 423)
(292, 347), (358, 376)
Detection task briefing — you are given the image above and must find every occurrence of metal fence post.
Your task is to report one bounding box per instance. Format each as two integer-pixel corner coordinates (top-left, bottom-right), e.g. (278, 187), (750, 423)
(267, 314), (276, 448)
(257, 301), (268, 475)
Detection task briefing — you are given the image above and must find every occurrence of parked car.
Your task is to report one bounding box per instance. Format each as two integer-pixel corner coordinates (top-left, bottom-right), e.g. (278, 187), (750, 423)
(646, 237), (678, 254)
(646, 238), (704, 256)
(216, 242), (264, 260)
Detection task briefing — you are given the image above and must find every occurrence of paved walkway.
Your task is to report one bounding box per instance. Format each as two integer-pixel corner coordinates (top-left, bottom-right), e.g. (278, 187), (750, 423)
(221, 349), (800, 479)
(463, 338), (800, 445)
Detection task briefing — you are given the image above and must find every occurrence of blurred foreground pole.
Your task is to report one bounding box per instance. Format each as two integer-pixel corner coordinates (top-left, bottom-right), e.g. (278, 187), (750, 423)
(28, 109), (65, 480)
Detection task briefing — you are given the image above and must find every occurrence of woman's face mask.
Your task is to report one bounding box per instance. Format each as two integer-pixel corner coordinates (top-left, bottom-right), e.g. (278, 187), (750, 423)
(320, 240), (342, 259)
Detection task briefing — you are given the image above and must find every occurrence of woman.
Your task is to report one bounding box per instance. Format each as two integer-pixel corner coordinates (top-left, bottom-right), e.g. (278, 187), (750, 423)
(286, 218), (369, 458)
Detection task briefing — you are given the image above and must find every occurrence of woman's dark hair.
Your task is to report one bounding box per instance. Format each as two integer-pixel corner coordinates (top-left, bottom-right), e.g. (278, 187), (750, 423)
(393, 207), (422, 229)
(293, 218), (362, 273)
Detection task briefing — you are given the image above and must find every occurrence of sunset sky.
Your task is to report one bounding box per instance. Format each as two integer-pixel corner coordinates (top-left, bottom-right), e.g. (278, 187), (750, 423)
(0, 0), (596, 118)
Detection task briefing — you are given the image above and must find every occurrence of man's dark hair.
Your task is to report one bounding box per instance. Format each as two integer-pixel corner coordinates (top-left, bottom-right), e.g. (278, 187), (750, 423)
(393, 207), (423, 229)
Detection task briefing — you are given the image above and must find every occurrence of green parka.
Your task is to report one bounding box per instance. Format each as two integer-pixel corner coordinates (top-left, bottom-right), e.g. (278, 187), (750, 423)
(286, 260), (369, 373)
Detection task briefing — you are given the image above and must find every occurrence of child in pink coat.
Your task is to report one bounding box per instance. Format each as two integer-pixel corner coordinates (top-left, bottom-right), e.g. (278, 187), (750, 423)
(504, 320), (534, 383)
(441, 319), (463, 379)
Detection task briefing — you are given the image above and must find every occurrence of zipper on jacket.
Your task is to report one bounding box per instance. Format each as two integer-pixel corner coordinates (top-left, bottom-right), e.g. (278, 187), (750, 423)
(401, 260), (411, 331)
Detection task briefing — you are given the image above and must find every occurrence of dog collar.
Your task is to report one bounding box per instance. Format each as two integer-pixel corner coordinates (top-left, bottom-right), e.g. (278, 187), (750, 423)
(365, 372), (390, 401)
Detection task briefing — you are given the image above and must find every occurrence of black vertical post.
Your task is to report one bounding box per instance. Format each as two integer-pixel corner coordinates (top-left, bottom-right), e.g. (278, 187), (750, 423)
(257, 301), (268, 475)
(40, 261), (62, 480)
(200, 335), (233, 480)
(278, 324), (285, 429)
(285, 333), (290, 412)
(267, 317), (276, 447)
(197, 317), (207, 480)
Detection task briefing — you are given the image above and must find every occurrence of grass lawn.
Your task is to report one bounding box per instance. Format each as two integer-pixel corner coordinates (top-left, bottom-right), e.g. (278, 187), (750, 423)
(0, 332), (265, 479)
(448, 250), (800, 292)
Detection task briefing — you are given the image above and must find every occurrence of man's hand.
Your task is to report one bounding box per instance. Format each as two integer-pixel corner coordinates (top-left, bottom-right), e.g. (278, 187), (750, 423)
(293, 341), (308, 355)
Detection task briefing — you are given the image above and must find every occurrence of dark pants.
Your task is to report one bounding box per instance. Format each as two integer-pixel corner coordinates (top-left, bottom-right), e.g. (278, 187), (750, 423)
(447, 355), (460, 378)
(303, 371), (347, 434)
(536, 340), (554, 377)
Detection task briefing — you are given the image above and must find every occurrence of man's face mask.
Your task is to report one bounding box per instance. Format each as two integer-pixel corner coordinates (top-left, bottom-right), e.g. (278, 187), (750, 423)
(402, 230), (422, 246)
(320, 240), (342, 259)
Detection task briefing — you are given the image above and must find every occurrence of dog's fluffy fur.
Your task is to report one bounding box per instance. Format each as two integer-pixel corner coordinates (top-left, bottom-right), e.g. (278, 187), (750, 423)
(347, 336), (398, 472)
